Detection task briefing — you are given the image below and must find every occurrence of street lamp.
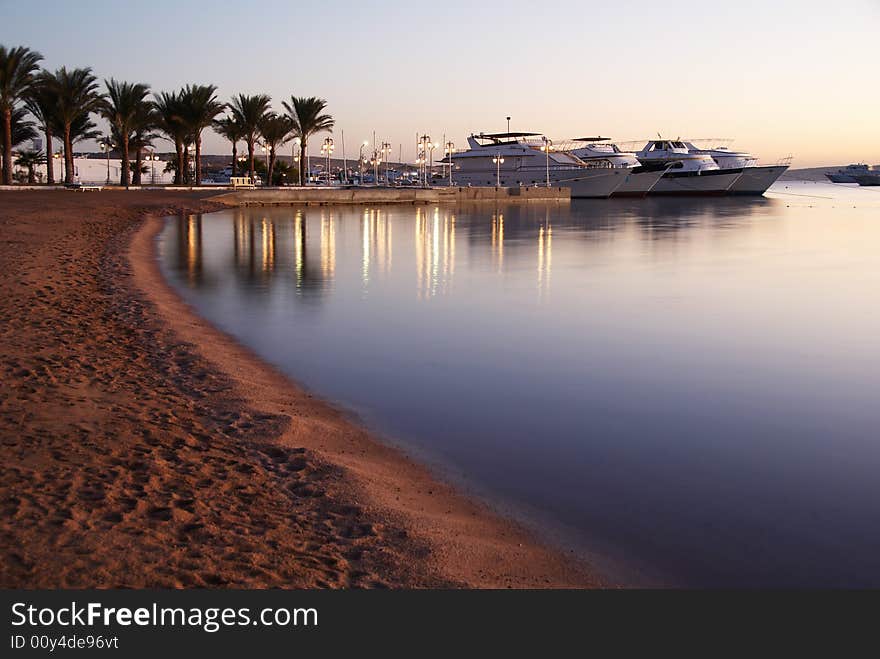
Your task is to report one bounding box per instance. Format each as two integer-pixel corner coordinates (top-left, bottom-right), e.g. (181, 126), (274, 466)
(146, 152), (160, 185)
(370, 149), (381, 186)
(261, 142), (270, 183)
(444, 141), (455, 186)
(187, 144), (196, 184)
(381, 141), (391, 185)
(321, 137), (334, 186)
(428, 141), (438, 186)
(292, 137), (301, 186)
(492, 153), (505, 187)
(540, 136), (552, 187)
(53, 150), (63, 182)
(98, 136), (115, 185)
(418, 135), (432, 186)
(358, 140), (369, 185)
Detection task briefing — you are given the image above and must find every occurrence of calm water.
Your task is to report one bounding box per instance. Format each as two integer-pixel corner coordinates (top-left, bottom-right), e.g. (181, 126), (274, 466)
(158, 182), (880, 587)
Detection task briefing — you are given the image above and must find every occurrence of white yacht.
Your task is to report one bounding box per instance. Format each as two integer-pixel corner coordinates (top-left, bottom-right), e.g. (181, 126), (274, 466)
(633, 139), (743, 195)
(684, 141), (788, 195)
(444, 132), (633, 198)
(826, 163), (872, 183)
(563, 137), (668, 197)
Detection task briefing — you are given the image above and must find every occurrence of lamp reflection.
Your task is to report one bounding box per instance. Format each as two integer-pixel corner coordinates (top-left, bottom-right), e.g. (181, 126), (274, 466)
(175, 213), (203, 285)
(414, 206), (457, 299)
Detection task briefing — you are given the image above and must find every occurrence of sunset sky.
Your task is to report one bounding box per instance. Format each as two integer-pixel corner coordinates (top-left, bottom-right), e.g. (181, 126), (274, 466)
(3, 0), (878, 167)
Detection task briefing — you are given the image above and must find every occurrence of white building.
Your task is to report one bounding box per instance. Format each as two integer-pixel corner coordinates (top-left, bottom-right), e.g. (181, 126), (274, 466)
(34, 157), (174, 185)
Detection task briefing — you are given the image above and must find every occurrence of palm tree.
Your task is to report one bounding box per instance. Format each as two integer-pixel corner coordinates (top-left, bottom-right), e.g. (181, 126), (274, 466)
(66, 111), (100, 147)
(47, 67), (103, 184)
(259, 113), (293, 186)
(43, 108), (97, 182)
(14, 148), (44, 183)
(229, 93), (271, 180)
(282, 96), (335, 186)
(0, 107), (37, 179)
(0, 45), (43, 184)
(100, 79), (151, 187)
(128, 102), (157, 185)
(24, 71), (58, 183)
(213, 115), (244, 177)
(154, 91), (187, 184)
(10, 106), (37, 146)
(109, 115), (156, 186)
(179, 84), (224, 186)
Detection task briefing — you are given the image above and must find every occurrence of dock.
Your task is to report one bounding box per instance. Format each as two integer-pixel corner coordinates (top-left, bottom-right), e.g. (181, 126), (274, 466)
(211, 186), (570, 206)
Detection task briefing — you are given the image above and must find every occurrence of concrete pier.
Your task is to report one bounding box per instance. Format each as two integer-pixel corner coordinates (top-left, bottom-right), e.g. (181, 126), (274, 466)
(211, 186), (569, 206)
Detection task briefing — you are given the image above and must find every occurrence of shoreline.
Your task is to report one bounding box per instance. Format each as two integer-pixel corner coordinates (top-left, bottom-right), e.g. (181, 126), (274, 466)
(0, 191), (598, 588)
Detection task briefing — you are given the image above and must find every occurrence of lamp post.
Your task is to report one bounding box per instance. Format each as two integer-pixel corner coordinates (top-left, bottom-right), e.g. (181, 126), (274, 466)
(415, 153), (425, 187)
(237, 155), (247, 182)
(541, 136), (552, 187)
(321, 137), (334, 186)
(292, 137), (301, 186)
(492, 153), (505, 187)
(187, 144), (195, 184)
(146, 152), (159, 185)
(358, 141), (368, 185)
(98, 137), (114, 185)
(53, 150), (63, 183)
(418, 135), (431, 186)
(428, 141), (438, 186)
(445, 141), (455, 186)
(370, 149), (381, 186)
(506, 116), (511, 135)
(381, 141), (391, 185)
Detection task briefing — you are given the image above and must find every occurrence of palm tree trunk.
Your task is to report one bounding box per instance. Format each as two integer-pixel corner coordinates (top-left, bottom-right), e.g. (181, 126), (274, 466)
(247, 138), (255, 180)
(133, 147), (142, 185)
(231, 142), (237, 177)
(121, 134), (130, 187)
(299, 141), (307, 186)
(64, 124), (74, 184)
(2, 108), (12, 185)
(268, 147), (276, 186)
(45, 126), (54, 184)
(175, 142), (184, 185)
(195, 135), (202, 187)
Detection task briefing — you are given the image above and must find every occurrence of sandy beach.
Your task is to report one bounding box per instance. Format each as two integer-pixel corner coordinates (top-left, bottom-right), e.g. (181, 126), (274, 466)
(0, 190), (596, 589)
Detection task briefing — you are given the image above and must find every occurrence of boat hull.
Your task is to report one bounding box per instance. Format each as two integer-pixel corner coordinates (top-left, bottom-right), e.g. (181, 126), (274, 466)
(561, 168), (632, 198)
(727, 165), (789, 196)
(826, 173), (857, 183)
(648, 168), (743, 196)
(610, 168), (667, 197)
(451, 167), (632, 198)
(853, 174), (880, 186)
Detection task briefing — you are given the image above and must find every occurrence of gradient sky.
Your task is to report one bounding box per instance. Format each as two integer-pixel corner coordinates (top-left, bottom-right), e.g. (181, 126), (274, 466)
(3, 0), (878, 167)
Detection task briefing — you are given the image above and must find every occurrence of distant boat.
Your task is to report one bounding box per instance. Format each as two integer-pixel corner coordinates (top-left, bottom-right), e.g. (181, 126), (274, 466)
(852, 171), (880, 186)
(825, 164), (871, 183)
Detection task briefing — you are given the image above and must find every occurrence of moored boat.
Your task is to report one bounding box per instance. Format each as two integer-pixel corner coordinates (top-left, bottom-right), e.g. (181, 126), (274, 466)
(563, 137), (667, 197)
(444, 132), (633, 198)
(826, 164), (872, 183)
(633, 139), (743, 195)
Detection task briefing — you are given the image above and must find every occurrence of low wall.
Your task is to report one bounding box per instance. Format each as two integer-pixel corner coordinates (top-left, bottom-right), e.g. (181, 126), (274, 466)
(211, 186), (570, 206)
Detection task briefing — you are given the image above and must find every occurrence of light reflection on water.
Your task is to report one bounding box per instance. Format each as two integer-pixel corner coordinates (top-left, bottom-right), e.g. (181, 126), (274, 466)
(159, 183), (880, 587)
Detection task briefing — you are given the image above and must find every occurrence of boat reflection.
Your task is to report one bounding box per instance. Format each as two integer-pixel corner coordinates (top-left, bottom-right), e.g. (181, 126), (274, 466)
(167, 197), (775, 305)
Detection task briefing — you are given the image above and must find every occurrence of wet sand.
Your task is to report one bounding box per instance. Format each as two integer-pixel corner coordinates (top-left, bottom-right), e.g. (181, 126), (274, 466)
(0, 190), (597, 588)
